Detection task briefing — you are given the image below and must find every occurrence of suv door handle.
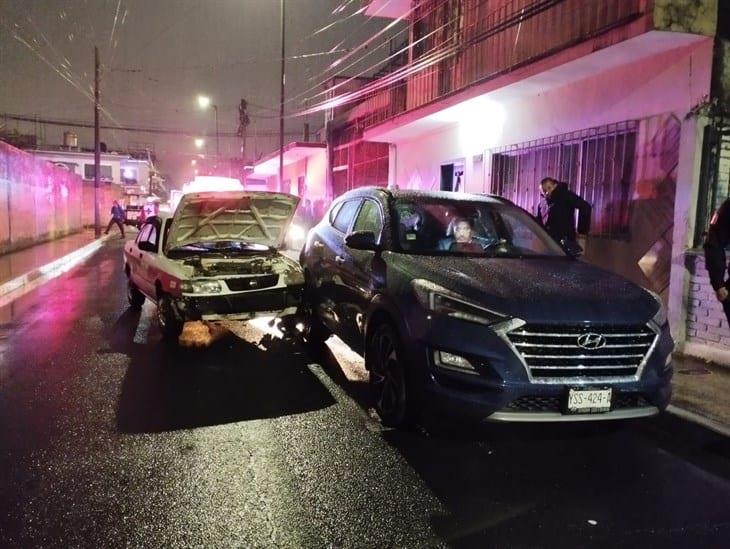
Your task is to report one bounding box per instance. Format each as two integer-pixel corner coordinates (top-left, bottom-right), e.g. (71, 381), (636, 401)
(313, 241), (324, 249)
(335, 255), (346, 264)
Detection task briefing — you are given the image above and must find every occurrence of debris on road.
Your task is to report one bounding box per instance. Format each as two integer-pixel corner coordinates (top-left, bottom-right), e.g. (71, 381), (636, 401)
(179, 320), (228, 348)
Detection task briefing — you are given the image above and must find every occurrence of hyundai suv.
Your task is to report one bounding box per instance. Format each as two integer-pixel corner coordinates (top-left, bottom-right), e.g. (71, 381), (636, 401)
(300, 187), (673, 428)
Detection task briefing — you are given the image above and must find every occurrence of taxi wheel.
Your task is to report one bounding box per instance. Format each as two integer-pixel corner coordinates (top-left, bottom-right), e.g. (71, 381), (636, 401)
(127, 281), (145, 309)
(157, 294), (183, 340)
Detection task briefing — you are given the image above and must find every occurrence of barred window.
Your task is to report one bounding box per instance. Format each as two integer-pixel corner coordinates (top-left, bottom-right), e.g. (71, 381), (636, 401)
(489, 121), (637, 238)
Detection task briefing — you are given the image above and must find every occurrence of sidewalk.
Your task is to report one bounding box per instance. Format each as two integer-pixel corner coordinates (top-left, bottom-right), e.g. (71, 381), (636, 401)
(0, 229), (115, 307)
(670, 353), (730, 435)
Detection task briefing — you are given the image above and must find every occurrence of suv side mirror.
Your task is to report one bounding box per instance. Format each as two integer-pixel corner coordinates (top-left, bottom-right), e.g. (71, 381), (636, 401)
(345, 231), (380, 252)
(138, 240), (157, 253)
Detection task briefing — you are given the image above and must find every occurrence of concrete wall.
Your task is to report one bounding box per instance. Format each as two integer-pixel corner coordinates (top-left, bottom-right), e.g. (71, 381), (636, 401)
(0, 141), (84, 254)
(261, 150), (328, 199)
(81, 182), (123, 229)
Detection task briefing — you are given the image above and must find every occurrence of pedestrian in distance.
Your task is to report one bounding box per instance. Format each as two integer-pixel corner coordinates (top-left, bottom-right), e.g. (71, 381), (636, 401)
(301, 198), (315, 229)
(536, 177), (591, 255)
(703, 197), (730, 327)
(104, 199), (126, 238)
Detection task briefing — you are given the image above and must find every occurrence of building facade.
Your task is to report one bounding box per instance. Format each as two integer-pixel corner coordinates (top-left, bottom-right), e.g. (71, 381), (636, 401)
(326, 0), (729, 360)
(28, 147), (164, 196)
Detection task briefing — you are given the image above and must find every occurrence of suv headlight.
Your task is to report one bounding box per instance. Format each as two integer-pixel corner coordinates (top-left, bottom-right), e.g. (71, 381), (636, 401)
(648, 290), (667, 327)
(181, 279), (223, 294)
(411, 279), (506, 326)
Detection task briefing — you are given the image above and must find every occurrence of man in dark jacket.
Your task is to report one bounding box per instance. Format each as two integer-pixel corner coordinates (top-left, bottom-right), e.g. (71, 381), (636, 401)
(703, 197), (730, 324)
(536, 177), (591, 251)
(104, 200), (126, 237)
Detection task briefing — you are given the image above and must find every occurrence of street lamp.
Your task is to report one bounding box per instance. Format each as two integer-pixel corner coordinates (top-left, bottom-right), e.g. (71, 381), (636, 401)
(194, 138), (205, 149)
(197, 95), (219, 157)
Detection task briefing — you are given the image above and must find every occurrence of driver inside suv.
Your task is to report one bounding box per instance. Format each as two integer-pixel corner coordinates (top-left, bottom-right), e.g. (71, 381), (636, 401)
(449, 217), (484, 253)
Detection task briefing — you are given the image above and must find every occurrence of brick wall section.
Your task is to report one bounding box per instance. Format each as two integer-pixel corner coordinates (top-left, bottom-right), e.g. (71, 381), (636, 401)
(686, 253), (730, 347)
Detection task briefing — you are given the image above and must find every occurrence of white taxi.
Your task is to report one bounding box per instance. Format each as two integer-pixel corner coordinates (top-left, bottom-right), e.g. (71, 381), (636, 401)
(123, 191), (304, 340)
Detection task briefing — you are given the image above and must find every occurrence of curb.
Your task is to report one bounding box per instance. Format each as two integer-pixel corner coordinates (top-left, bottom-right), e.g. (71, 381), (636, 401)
(0, 234), (113, 307)
(666, 404), (730, 437)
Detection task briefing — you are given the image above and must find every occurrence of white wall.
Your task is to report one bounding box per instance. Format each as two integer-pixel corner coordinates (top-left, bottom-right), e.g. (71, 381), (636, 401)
(393, 39), (713, 195)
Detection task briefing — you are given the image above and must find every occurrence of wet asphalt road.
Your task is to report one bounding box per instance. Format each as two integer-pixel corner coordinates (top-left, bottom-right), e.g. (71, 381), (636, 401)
(1, 240), (729, 548)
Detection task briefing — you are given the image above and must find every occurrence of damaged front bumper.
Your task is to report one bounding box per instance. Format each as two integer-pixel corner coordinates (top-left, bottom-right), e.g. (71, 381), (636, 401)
(174, 284), (304, 321)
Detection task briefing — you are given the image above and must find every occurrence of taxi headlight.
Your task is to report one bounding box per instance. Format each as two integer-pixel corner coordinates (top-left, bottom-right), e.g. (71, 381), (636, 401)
(182, 279), (222, 294)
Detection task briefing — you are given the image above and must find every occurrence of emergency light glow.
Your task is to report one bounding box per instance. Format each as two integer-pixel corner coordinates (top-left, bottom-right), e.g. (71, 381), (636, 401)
(182, 176), (244, 195)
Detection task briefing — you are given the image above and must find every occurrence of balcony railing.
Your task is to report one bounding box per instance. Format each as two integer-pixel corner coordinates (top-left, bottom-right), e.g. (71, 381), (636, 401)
(350, 0), (647, 131)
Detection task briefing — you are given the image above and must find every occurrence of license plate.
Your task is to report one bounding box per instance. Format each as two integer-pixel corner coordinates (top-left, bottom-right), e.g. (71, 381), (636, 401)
(566, 388), (612, 414)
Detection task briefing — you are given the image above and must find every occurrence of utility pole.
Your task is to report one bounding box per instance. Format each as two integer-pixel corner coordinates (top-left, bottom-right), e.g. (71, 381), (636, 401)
(238, 98), (250, 184)
(214, 104), (219, 158)
(279, 0), (286, 193)
(94, 46), (101, 238)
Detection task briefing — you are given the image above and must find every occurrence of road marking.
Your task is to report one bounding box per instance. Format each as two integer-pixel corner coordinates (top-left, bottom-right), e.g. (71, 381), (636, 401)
(0, 236), (111, 307)
(133, 301), (155, 344)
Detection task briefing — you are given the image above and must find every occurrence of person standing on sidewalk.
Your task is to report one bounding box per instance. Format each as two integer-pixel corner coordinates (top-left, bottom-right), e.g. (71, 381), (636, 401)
(536, 177), (592, 255)
(104, 200), (126, 238)
(703, 197), (730, 325)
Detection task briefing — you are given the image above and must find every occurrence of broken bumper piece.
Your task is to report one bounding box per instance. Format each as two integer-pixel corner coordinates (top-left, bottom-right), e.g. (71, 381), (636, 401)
(176, 285), (304, 321)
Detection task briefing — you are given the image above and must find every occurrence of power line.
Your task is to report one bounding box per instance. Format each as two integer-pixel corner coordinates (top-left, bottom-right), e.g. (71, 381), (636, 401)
(291, 0), (566, 118)
(1, 113), (302, 139)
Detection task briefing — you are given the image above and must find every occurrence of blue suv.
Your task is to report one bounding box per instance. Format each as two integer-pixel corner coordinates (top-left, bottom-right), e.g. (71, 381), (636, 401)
(300, 187), (673, 428)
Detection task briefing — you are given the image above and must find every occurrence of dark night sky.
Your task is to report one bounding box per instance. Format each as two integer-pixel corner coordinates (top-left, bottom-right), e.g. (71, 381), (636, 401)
(0, 0), (398, 186)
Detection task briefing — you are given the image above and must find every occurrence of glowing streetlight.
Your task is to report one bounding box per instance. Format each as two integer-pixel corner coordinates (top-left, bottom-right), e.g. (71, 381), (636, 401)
(191, 159), (197, 166)
(194, 138), (205, 149)
(197, 94), (219, 157)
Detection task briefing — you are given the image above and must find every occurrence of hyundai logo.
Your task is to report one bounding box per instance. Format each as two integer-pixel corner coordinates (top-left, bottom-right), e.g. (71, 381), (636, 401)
(577, 333), (607, 350)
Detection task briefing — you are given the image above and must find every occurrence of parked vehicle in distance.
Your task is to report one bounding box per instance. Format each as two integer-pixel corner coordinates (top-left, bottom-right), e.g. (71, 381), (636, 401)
(300, 187), (673, 428)
(123, 191), (304, 341)
(122, 185), (147, 227)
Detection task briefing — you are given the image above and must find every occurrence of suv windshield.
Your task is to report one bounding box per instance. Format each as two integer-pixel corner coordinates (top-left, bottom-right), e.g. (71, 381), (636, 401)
(393, 198), (566, 258)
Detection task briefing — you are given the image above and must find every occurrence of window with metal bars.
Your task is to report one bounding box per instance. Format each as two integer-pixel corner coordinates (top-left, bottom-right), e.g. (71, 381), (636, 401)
(489, 121), (637, 238)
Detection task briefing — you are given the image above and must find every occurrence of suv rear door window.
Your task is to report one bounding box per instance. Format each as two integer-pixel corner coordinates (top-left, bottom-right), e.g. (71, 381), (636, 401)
(332, 200), (361, 233)
(353, 199), (383, 239)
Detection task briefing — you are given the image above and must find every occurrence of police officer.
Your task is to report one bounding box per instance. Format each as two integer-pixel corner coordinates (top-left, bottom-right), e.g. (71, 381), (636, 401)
(703, 197), (730, 324)
(536, 177), (592, 253)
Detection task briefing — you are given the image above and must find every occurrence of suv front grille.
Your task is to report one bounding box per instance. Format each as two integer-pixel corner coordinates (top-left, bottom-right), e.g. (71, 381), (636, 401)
(224, 274), (279, 292)
(507, 324), (656, 382)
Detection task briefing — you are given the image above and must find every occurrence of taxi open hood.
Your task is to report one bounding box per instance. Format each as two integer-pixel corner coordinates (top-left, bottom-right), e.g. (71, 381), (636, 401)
(166, 191), (299, 252)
